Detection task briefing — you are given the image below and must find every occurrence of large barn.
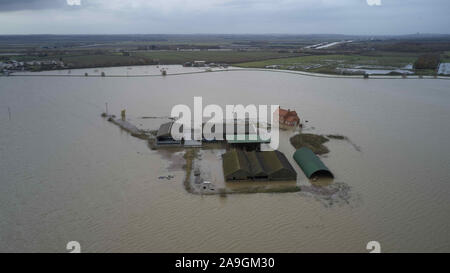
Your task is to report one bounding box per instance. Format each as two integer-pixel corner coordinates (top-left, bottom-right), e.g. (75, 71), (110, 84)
(222, 149), (297, 181)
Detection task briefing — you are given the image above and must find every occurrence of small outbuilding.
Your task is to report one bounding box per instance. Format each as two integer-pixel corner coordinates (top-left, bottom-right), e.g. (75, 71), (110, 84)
(293, 147), (334, 179)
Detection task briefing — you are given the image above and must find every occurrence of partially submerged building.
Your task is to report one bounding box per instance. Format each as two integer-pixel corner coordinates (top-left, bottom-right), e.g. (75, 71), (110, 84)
(277, 107), (300, 128)
(156, 119), (269, 150)
(216, 119), (270, 151)
(222, 149), (252, 180)
(156, 122), (181, 145)
(156, 121), (202, 147)
(293, 147), (333, 179)
(226, 135), (271, 151)
(222, 149), (297, 181)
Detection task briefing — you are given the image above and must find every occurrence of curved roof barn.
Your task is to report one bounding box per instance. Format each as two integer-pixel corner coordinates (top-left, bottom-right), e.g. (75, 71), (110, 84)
(293, 147), (334, 179)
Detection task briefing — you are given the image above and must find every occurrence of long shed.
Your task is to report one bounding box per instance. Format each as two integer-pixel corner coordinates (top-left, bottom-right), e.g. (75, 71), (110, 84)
(257, 150), (297, 181)
(222, 149), (297, 181)
(222, 149), (252, 180)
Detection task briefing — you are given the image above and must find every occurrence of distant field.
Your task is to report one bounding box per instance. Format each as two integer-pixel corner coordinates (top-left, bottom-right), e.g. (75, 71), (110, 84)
(2, 50), (305, 70)
(7, 53), (156, 69)
(442, 51), (450, 62)
(237, 54), (417, 68)
(133, 51), (303, 64)
(236, 53), (418, 74)
(2, 34), (450, 74)
(61, 54), (155, 67)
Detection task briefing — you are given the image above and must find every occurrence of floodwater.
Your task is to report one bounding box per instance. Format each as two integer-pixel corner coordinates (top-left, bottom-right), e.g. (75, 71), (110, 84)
(340, 68), (414, 75)
(1, 65), (450, 252)
(438, 63), (450, 75)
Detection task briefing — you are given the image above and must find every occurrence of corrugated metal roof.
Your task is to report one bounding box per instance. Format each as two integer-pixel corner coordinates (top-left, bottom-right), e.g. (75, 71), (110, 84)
(293, 147), (333, 179)
(257, 151), (282, 175)
(274, 151), (297, 176)
(257, 151), (297, 180)
(222, 150), (252, 180)
(245, 151), (267, 177)
(222, 149), (296, 181)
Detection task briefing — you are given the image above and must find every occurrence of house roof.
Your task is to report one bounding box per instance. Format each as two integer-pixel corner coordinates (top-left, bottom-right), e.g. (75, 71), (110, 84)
(278, 108), (289, 117)
(278, 107), (300, 121)
(285, 115), (300, 122)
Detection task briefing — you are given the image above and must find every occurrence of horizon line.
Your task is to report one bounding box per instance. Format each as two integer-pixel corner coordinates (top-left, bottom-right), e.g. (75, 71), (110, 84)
(1, 33), (450, 36)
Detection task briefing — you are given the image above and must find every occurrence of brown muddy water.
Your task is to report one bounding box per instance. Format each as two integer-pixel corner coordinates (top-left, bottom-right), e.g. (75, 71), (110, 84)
(1, 65), (450, 252)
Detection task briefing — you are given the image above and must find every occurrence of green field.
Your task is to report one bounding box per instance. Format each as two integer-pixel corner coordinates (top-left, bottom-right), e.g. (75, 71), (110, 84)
(442, 51), (450, 62)
(133, 50), (303, 64)
(236, 53), (418, 74)
(3, 47), (448, 75)
(2, 34), (450, 74)
(3, 50), (304, 70)
(60, 54), (155, 67)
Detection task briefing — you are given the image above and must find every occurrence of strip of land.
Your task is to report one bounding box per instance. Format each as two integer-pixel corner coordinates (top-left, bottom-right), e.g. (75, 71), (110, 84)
(1, 34), (450, 76)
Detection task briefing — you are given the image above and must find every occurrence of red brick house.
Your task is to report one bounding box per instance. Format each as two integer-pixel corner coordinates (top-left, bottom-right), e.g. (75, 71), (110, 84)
(278, 107), (300, 128)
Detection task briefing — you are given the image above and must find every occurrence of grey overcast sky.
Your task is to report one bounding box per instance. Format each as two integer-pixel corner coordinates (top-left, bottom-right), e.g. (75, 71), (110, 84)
(0, 0), (448, 35)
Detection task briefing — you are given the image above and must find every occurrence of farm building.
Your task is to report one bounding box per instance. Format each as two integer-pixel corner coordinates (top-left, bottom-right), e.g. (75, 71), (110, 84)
(226, 134), (271, 151)
(212, 119), (271, 150)
(156, 119), (269, 149)
(222, 149), (253, 180)
(156, 121), (202, 146)
(156, 122), (181, 145)
(206, 119), (258, 139)
(222, 149), (297, 181)
(293, 147), (334, 179)
(277, 107), (300, 128)
(258, 150), (297, 181)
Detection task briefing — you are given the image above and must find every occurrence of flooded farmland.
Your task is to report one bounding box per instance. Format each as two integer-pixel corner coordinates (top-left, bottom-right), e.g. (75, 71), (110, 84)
(1, 65), (450, 252)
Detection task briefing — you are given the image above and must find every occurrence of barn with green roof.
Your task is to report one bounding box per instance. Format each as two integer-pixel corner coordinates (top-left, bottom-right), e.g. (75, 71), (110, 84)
(293, 147), (334, 179)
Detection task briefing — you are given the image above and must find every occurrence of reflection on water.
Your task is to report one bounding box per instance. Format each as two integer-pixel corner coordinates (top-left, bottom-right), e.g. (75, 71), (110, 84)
(1, 65), (450, 252)
(310, 177), (334, 187)
(225, 180), (298, 193)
